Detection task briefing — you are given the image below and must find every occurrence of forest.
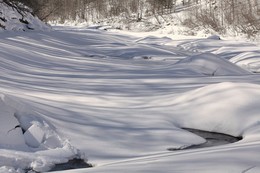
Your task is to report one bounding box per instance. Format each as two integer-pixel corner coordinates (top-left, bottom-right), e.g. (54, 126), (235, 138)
(5, 0), (260, 37)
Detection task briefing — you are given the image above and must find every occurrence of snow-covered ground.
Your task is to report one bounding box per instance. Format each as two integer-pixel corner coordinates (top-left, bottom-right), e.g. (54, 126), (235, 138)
(1, 25), (260, 172)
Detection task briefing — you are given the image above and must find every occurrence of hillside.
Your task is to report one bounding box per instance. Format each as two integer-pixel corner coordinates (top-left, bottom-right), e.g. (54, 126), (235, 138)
(0, 0), (50, 31)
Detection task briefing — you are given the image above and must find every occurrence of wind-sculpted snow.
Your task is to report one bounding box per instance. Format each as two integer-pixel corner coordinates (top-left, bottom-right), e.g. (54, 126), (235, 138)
(1, 26), (260, 172)
(175, 53), (251, 76)
(230, 52), (260, 73)
(171, 82), (260, 136)
(172, 36), (260, 73)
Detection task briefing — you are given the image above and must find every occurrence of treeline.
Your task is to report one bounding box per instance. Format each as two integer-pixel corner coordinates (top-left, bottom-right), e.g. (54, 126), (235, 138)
(8, 0), (260, 37)
(185, 0), (260, 37)
(31, 0), (179, 22)
(6, 0), (179, 22)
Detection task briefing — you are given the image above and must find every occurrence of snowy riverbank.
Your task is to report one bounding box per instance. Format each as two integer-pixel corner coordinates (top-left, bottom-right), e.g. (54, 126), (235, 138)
(0, 26), (260, 172)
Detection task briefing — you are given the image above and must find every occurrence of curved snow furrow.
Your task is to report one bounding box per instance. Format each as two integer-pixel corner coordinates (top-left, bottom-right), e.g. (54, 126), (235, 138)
(0, 42), (179, 75)
(96, 139), (260, 168)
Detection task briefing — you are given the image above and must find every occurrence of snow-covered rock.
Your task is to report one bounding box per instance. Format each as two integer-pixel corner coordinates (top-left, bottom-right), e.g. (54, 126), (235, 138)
(0, 1), (51, 31)
(0, 94), (84, 172)
(0, 95), (27, 150)
(207, 35), (221, 40)
(24, 124), (45, 148)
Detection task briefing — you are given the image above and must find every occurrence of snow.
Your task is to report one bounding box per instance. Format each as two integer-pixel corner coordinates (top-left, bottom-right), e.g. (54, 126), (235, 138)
(175, 53), (251, 76)
(230, 52), (260, 73)
(171, 82), (260, 136)
(0, 25), (260, 172)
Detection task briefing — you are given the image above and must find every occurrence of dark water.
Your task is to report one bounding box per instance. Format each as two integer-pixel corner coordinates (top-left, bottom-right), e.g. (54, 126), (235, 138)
(26, 128), (242, 172)
(168, 128), (242, 151)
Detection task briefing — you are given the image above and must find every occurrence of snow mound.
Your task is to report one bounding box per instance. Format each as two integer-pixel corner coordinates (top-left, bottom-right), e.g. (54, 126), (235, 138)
(207, 35), (221, 40)
(135, 36), (172, 45)
(24, 124), (45, 148)
(0, 94), (84, 172)
(0, 1), (51, 31)
(175, 53), (251, 76)
(230, 52), (260, 73)
(173, 82), (260, 136)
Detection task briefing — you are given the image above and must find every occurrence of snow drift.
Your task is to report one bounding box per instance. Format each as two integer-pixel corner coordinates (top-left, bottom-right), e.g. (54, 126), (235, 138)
(175, 53), (251, 76)
(171, 82), (260, 137)
(230, 52), (260, 73)
(169, 36), (260, 74)
(64, 82), (260, 173)
(0, 1), (50, 31)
